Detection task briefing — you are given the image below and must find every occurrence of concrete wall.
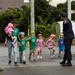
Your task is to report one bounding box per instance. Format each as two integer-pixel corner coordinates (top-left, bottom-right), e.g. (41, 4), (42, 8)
(57, 21), (75, 37)
(0, 0), (30, 11)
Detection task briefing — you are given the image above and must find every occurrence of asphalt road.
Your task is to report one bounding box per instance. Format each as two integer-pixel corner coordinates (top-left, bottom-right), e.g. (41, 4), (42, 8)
(0, 46), (75, 75)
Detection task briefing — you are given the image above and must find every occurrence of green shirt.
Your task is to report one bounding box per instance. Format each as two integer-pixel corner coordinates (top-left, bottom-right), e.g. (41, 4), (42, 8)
(19, 38), (27, 51)
(29, 36), (36, 50)
(12, 28), (19, 38)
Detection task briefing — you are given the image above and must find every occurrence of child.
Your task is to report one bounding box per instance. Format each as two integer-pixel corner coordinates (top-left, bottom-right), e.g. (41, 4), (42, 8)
(4, 23), (17, 46)
(46, 34), (57, 58)
(57, 34), (65, 57)
(37, 34), (45, 59)
(18, 32), (27, 64)
(28, 31), (37, 61)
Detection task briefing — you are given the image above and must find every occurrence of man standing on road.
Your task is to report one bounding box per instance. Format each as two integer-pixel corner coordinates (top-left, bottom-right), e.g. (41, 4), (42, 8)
(59, 12), (74, 66)
(8, 20), (19, 66)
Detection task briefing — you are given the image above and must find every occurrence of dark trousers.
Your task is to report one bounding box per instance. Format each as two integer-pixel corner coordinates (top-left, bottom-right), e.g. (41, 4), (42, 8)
(63, 39), (73, 61)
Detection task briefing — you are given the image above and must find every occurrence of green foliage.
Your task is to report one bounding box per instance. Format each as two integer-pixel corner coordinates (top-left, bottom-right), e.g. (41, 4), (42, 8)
(0, 0), (75, 42)
(35, 22), (57, 38)
(35, 0), (58, 24)
(0, 6), (30, 42)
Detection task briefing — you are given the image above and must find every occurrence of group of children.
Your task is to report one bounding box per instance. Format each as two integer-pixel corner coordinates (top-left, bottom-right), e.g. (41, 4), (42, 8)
(4, 23), (65, 65)
(18, 31), (65, 64)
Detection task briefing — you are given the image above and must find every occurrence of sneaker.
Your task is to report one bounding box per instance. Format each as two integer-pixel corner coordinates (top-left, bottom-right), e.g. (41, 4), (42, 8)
(23, 61), (26, 64)
(40, 56), (42, 59)
(0, 67), (4, 72)
(14, 62), (18, 66)
(37, 56), (40, 59)
(50, 55), (53, 59)
(8, 61), (11, 65)
(12, 42), (14, 47)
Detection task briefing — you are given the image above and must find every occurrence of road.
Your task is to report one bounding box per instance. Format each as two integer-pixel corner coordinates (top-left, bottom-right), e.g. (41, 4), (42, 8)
(0, 46), (75, 75)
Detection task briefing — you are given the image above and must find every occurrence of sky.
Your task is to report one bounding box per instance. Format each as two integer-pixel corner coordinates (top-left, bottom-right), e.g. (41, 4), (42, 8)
(49, 0), (67, 7)
(24, 0), (67, 6)
(24, 0), (29, 3)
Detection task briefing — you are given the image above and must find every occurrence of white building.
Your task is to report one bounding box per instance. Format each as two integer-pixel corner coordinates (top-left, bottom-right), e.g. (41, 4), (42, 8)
(57, 21), (75, 37)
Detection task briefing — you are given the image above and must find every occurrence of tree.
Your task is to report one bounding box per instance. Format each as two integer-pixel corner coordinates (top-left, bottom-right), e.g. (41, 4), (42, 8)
(35, 0), (56, 24)
(0, 6), (30, 42)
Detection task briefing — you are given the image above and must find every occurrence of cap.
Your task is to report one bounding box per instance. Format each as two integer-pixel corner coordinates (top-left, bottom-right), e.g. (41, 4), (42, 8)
(50, 34), (56, 38)
(38, 34), (42, 36)
(20, 32), (25, 35)
(59, 12), (67, 17)
(8, 23), (13, 28)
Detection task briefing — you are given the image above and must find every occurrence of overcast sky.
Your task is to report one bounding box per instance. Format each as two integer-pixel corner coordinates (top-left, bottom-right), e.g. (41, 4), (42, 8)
(24, 0), (67, 6)
(49, 0), (67, 6)
(24, 0), (29, 3)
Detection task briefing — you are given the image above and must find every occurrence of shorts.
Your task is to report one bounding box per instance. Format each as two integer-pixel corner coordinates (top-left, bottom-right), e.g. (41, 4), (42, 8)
(37, 47), (43, 51)
(30, 48), (36, 53)
(48, 48), (54, 51)
(59, 46), (64, 52)
(48, 46), (53, 50)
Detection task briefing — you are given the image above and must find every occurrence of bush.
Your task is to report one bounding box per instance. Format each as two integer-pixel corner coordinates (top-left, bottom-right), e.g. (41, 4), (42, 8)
(35, 22), (57, 38)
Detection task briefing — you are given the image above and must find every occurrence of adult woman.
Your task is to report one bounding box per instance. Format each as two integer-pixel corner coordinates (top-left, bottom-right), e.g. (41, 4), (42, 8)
(60, 12), (74, 66)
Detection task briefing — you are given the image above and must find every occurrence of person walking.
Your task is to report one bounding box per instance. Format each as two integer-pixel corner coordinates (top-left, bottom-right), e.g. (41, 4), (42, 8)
(37, 34), (45, 59)
(5, 20), (19, 66)
(28, 31), (37, 61)
(57, 34), (65, 57)
(59, 12), (74, 66)
(18, 32), (27, 64)
(46, 34), (57, 58)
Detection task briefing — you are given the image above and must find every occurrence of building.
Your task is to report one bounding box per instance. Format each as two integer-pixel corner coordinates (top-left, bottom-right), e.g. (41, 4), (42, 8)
(0, 0), (30, 11)
(57, 21), (75, 37)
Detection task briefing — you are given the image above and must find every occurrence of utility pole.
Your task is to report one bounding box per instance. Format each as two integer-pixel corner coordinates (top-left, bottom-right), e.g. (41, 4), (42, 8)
(67, 0), (71, 20)
(31, 0), (35, 31)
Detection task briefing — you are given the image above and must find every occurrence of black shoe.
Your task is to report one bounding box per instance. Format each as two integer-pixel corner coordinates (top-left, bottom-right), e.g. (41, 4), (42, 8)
(67, 62), (72, 66)
(14, 62), (18, 66)
(8, 61), (11, 65)
(61, 63), (67, 66)
(23, 61), (26, 64)
(60, 61), (65, 65)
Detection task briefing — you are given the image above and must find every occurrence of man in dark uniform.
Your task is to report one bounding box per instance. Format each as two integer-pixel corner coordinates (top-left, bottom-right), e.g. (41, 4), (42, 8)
(59, 12), (74, 66)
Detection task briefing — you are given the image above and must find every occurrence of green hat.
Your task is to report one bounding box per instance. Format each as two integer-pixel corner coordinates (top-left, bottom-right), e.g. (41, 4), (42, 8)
(31, 31), (35, 34)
